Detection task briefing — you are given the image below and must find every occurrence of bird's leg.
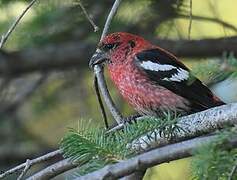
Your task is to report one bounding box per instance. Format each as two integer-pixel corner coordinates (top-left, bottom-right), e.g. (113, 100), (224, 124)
(122, 114), (142, 124)
(106, 114), (142, 133)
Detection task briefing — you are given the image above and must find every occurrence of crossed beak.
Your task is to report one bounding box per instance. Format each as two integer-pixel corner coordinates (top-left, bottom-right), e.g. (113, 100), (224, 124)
(89, 49), (108, 69)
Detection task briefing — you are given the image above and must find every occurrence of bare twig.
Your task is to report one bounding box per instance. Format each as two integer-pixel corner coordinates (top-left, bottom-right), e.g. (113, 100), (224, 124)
(93, 66), (123, 124)
(99, 0), (122, 41)
(94, 75), (109, 128)
(0, 36), (237, 77)
(93, 0), (123, 124)
(0, 0), (38, 115)
(0, 1), (123, 178)
(17, 159), (30, 180)
(188, 0), (192, 39)
(26, 159), (77, 180)
(75, 0), (108, 128)
(0, 0), (38, 49)
(76, 135), (237, 180)
(228, 162), (237, 180)
(177, 14), (237, 33)
(0, 150), (61, 179)
(77, 1), (99, 32)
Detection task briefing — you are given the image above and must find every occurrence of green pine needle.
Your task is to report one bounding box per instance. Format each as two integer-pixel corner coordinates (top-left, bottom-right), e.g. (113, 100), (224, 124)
(60, 113), (182, 175)
(191, 127), (237, 180)
(192, 53), (237, 85)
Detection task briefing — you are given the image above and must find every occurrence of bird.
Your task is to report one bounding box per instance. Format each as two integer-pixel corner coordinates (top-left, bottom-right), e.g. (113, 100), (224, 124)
(89, 32), (225, 118)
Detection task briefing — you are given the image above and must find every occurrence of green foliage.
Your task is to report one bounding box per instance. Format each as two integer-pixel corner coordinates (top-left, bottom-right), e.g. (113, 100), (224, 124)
(191, 127), (237, 180)
(60, 114), (181, 175)
(31, 79), (66, 115)
(0, 0), (27, 5)
(226, 52), (237, 78)
(60, 128), (131, 175)
(192, 54), (237, 85)
(14, 5), (84, 48)
(61, 116), (237, 178)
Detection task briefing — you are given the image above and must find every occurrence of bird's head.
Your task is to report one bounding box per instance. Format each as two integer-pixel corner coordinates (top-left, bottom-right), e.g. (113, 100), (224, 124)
(89, 32), (151, 68)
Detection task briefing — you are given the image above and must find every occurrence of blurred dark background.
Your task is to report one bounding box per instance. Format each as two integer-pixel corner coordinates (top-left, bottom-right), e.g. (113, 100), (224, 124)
(0, 0), (237, 179)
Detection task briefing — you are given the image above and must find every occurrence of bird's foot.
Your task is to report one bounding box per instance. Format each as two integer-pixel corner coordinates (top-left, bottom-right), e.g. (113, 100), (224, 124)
(122, 114), (141, 124)
(106, 114), (141, 133)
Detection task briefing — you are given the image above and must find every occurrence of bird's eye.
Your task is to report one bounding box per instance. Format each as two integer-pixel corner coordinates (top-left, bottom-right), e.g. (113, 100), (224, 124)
(103, 43), (117, 51)
(105, 44), (114, 49)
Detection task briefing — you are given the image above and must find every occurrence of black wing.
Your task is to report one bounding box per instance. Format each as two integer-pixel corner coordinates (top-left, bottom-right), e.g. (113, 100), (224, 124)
(134, 48), (224, 113)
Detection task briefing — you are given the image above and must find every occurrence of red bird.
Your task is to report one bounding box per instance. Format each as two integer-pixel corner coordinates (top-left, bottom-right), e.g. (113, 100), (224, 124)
(90, 32), (225, 117)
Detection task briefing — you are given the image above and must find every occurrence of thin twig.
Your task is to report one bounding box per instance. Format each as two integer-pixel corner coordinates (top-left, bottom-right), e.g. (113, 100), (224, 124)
(94, 75), (108, 128)
(178, 14), (237, 33)
(93, 65), (123, 124)
(0, 0), (38, 49)
(17, 159), (30, 180)
(100, 0), (122, 41)
(0, 0), (46, 177)
(0, 150), (61, 179)
(0, 0), (38, 103)
(77, 0), (99, 32)
(26, 159), (77, 180)
(92, 0), (123, 125)
(228, 162), (237, 180)
(188, 0), (192, 40)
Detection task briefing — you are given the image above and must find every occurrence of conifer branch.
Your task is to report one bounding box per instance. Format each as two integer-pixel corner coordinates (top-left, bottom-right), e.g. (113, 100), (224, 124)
(228, 163), (237, 180)
(131, 103), (237, 151)
(76, 135), (237, 180)
(3, 103), (237, 179)
(1, 0), (237, 179)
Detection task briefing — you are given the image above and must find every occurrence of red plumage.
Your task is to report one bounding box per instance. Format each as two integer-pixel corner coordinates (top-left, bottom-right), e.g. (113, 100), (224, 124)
(90, 32), (225, 116)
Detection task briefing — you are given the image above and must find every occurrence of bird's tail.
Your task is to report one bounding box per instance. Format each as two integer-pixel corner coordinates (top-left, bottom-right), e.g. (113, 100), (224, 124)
(212, 95), (226, 106)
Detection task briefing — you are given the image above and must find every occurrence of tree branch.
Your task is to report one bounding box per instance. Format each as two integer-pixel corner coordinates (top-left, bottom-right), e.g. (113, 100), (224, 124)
(0, 36), (237, 77)
(228, 161), (237, 180)
(0, 150), (61, 179)
(1, 75), (47, 114)
(0, 0), (38, 49)
(76, 1), (99, 32)
(130, 103), (237, 151)
(76, 135), (237, 180)
(20, 103), (237, 180)
(177, 14), (237, 33)
(93, 0), (124, 125)
(155, 36), (237, 58)
(188, 0), (192, 39)
(26, 159), (77, 180)
(0, 42), (92, 76)
(99, 0), (122, 40)
(93, 66), (123, 124)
